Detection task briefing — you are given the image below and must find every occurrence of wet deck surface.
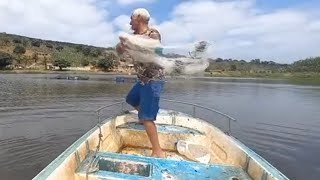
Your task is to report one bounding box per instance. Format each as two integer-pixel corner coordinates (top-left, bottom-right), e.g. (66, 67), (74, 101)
(120, 147), (189, 161)
(77, 152), (251, 180)
(116, 121), (223, 164)
(119, 146), (224, 164)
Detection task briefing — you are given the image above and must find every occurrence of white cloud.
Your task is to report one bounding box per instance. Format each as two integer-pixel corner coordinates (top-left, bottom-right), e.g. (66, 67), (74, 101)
(308, 21), (320, 31)
(153, 21), (193, 44)
(0, 0), (117, 47)
(113, 15), (132, 33)
(1, 0), (319, 63)
(117, 0), (155, 5)
(156, 0), (320, 63)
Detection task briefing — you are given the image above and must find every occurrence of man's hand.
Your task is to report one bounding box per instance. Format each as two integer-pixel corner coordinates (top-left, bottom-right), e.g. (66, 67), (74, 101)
(148, 28), (161, 41)
(149, 31), (161, 41)
(116, 36), (130, 55)
(116, 42), (126, 55)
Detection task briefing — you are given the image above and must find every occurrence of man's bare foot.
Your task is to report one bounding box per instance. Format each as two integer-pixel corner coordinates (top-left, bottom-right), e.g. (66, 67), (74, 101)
(142, 121), (165, 158)
(151, 150), (165, 158)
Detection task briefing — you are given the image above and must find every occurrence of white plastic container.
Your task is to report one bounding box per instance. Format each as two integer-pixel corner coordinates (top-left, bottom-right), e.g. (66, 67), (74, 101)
(176, 140), (211, 164)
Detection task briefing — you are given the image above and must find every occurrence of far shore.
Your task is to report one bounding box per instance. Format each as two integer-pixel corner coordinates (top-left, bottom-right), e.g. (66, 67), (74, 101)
(0, 69), (124, 75)
(1, 69), (320, 85)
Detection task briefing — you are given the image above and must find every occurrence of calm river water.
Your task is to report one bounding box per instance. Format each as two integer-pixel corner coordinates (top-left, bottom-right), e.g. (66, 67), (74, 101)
(0, 74), (319, 180)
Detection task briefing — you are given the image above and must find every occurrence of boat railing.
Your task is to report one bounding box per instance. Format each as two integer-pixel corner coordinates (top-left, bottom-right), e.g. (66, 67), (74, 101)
(88, 99), (237, 176)
(88, 100), (127, 174)
(95, 101), (126, 124)
(161, 98), (237, 135)
(94, 98), (237, 135)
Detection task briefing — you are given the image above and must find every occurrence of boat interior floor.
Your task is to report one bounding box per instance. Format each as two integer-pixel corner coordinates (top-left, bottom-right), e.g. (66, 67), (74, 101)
(75, 121), (251, 179)
(116, 122), (223, 163)
(76, 152), (251, 180)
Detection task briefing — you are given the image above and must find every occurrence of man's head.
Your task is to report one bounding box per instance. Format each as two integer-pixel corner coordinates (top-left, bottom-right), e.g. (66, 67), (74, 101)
(130, 8), (150, 33)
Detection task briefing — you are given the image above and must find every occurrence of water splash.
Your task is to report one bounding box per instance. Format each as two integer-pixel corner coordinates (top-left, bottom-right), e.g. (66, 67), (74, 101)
(118, 33), (211, 75)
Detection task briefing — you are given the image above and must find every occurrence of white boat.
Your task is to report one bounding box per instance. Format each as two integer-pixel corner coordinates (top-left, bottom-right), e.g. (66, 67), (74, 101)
(33, 99), (289, 180)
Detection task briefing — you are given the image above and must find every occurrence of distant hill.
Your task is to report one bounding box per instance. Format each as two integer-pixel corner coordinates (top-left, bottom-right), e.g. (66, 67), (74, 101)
(0, 32), (319, 74)
(0, 32), (116, 70)
(205, 57), (320, 73)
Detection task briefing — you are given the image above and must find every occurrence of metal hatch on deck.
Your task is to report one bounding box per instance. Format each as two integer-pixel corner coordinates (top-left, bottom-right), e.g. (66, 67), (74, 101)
(98, 157), (152, 177)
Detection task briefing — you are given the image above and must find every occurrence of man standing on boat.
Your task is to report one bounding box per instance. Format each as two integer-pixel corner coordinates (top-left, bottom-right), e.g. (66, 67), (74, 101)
(116, 8), (165, 158)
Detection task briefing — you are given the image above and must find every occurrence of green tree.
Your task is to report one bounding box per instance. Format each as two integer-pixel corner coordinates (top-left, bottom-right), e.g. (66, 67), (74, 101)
(106, 47), (115, 50)
(75, 45), (83, 52)
(46, 43), (53, 48)
(250, 59), (261, 64)
(13, 38), (22, 44)
(1, 38), (11, 46)
(90, 48), (101, 57)
(0, 52), (13, 69)
(13, 45), (26, 55)
(230, 64), (237, 71)
(32, 53), (39, 63)
(292, 57), (320, 72)
(31, 40), (41, 47)
(52, 47), (89, 66)
(82, 47), (91, 56)
(43, 56), (48, 70)
(53, 59), (71, 70)
(91, 60), (97, 66)
(23, 56), (32, 69)
(22, 40), (28, 47)
(98, 58), (113, 71)
(215, 58), (223, 62)
(81, 58), (90, 66)
(56, 46), (64, 51)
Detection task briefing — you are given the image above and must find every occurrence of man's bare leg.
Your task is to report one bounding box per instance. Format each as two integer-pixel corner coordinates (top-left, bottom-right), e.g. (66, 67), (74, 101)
(133, 106), (144, 124)
(142, 120), (165, 158)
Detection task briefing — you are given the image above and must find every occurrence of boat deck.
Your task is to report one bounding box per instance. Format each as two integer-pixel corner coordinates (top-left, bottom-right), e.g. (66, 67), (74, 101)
(32, 107), (289, 180)
(76, 152), (251, 180)
(74, 121), (251, 180)
(117, 122), (223, 163)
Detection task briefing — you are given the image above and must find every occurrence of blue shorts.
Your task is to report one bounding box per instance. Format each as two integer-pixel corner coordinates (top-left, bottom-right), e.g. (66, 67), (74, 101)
(126, 80), (165, 120)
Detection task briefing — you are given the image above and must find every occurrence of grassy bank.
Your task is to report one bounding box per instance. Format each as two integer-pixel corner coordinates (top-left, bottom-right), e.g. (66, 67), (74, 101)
(205, 71), (314, 78)
(0, 69), (130, 75)
(1, 69), (320, 85)
(205, 71), (320, 85)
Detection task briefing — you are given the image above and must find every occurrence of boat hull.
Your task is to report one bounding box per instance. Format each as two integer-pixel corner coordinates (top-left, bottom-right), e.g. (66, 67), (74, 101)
(33, 109), (289, 180)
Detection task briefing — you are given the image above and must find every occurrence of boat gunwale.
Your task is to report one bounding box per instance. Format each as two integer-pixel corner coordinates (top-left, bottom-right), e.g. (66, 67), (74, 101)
(95, 98), (237, 134)
(32, 116), (115, 180)
(158, 109), (289, 180)
(229, 136), (289, 180)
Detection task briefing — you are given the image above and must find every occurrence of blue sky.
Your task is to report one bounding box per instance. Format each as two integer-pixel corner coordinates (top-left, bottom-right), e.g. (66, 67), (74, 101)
(256, 0), (320, 10)
(107, 0), (180, 23)
(1, 0), (319, 63)
(108, 0), (320, 24)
